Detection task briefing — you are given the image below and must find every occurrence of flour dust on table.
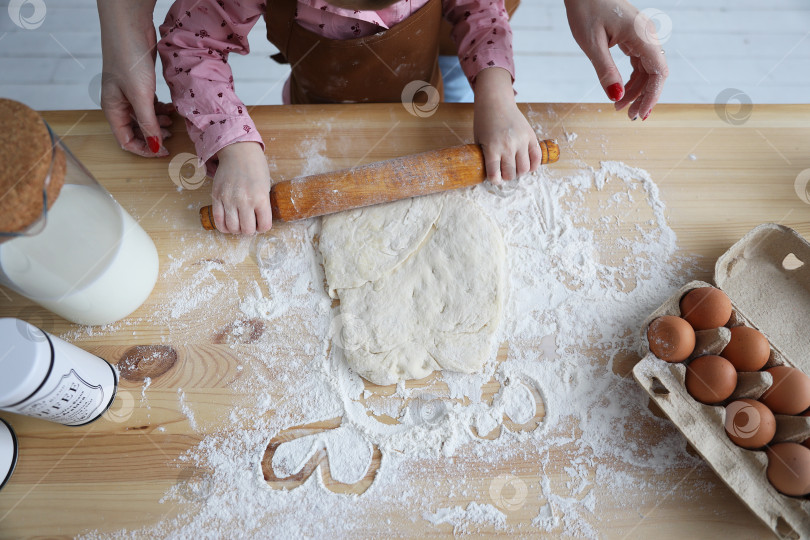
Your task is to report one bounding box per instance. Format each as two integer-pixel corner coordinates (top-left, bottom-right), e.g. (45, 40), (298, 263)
(319, 194), (506, 385)
(80, 136), (708, 538)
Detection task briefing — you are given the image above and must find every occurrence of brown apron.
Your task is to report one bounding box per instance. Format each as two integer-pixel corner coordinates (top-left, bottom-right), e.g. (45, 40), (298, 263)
(266, 0), (444, 104)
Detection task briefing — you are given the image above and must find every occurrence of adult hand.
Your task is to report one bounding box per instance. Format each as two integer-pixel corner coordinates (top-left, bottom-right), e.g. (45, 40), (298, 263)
(97, 0), (172, 157)
(564, 0), (669, 121)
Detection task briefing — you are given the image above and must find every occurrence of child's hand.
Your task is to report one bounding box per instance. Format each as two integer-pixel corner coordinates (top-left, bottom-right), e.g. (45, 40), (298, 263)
(473, 67), (543, 185)
(211, 142), (273, 235)
(564, 0), (669, 120)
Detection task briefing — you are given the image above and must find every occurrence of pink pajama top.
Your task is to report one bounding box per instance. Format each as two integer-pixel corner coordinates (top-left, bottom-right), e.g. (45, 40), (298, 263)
(158, 0), (514, 166)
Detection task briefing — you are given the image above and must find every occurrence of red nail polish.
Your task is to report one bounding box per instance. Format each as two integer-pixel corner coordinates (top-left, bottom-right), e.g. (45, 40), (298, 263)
(147, 136), (160, 154)
(606, 82), (624, 102)
(642, 112), (650, 121)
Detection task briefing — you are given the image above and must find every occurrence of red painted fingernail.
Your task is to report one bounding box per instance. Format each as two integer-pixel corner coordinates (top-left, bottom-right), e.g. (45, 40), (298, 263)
(642, 112), (650, 121)
(606, 83), (624, 102)
(147, 136), (160, 154)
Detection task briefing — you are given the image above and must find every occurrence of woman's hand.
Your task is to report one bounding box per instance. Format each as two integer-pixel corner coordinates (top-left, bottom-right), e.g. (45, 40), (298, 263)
(97, 0), (172, 157)
(474, 67), (543, 185)
(212, 142), (273, 235)
(564, 0), (669, 120)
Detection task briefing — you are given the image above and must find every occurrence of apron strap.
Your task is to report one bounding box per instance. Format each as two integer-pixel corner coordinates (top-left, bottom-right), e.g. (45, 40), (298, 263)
(266, 0), (298, 64)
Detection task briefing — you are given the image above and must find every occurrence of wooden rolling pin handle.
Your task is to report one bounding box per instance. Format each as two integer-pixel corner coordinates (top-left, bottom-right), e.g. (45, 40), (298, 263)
(200, 139), (559, 231)
(540, 138), (559, 165)
(200, 205), (215, 231)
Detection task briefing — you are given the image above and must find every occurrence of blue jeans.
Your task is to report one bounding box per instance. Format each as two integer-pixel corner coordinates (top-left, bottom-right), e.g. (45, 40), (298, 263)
(439, 56), (474, 103)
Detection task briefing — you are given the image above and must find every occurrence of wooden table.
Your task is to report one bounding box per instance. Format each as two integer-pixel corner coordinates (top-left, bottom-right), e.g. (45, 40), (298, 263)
(1, 104), (809, 538)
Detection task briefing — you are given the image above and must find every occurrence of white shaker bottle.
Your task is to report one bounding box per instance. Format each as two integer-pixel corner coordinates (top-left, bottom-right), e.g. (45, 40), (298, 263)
(0, 318), (118, 426)
(0, 99), (159, 326)
(0, 419), (17, 490)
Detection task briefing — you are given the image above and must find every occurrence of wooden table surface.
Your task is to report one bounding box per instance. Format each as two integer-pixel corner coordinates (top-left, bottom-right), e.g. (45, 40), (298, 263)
(1, 103), (809, 539)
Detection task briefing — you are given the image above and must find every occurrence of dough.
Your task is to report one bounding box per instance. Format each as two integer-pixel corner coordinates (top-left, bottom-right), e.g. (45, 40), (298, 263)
(319, 194), (506, 385)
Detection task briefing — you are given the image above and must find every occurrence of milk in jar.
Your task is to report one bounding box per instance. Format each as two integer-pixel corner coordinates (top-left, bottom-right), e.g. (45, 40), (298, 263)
(0, 99), (159, 325)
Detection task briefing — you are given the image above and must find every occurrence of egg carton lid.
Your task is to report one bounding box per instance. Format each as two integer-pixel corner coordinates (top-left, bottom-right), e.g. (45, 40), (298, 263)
(633, 223), (810, 540)
(0, 418), (18, 490)
(715, 223), (810, 374)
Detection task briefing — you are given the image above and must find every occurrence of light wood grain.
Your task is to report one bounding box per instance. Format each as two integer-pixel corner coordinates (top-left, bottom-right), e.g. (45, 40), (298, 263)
(1, 104), (809, 539)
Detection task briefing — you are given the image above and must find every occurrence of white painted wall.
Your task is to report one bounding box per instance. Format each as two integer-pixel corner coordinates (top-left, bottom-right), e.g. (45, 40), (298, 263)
(0, 0), (807, 110)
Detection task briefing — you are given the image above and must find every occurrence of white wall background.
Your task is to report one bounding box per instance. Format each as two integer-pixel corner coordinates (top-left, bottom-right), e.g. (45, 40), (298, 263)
(0, 0), (808, 110)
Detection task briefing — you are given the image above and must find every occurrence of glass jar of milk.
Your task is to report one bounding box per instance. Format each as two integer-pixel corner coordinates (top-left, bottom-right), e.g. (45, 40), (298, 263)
(0, 99), (159, 326)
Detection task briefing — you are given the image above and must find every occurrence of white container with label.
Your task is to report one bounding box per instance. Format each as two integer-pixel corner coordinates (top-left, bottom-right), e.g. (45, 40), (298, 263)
(0, 318), (118, 426)
(0, 419), (17, 490)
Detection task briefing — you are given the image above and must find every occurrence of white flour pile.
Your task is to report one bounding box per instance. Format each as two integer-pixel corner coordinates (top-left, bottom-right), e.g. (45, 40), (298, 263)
(79, 131), (712, 539)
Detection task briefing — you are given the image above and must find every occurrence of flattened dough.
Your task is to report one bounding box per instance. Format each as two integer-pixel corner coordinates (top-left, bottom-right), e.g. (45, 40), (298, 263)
(320, 194), (506, 385)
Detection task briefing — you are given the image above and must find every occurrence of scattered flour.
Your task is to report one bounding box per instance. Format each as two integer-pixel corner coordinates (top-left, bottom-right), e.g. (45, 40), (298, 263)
(77, 122), (709, 539)
(297, 133), (333, 177)
(424, 502), (507, 534)
(238, 280), (285, 321)
(141, 377), (151, 405)
(177, 388), (197, 431)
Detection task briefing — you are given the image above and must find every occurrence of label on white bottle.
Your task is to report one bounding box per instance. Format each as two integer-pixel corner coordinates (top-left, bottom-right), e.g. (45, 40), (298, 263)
(2, 333), (117, 426)
(16, 369), (106, 425)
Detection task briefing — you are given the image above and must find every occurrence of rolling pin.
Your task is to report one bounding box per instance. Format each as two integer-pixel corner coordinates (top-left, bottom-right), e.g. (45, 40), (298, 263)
(199, 140), (559, 230)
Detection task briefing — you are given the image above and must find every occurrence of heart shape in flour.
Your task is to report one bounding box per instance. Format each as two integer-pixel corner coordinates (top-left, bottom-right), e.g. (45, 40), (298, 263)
(470, 377), (547, 440)
(272, 426), (373, 484)
(261, 370), (547, 495)
(261, 418), (381, 494)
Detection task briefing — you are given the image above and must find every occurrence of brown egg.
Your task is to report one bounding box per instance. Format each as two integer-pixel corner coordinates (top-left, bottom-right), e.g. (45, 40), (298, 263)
(760, 366), (810, 415)
(721, 326), (770, 371)
(766, 443), (810, 496)
(685, 355), (737, 404)
(724, 399), (775, 449)
(647, 316), (695, 363)
(680, 287), (732, 330)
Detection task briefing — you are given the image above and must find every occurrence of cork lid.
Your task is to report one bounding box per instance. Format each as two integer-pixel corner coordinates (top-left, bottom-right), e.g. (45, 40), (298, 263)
(0, 99), (65, 234)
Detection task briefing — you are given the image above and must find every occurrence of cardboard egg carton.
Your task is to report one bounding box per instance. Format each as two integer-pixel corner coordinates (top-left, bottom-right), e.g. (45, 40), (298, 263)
(633, 223), (810, 539)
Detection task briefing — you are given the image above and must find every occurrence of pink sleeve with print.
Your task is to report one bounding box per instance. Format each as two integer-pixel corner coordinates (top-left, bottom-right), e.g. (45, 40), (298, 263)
(157, 0), (264, 165)
(443, 0), (515, 87)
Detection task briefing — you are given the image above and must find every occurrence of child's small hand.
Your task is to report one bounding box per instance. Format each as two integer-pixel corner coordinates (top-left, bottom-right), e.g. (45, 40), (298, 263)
(473, 67), (543, 185)
(211, 142), (273, 235)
